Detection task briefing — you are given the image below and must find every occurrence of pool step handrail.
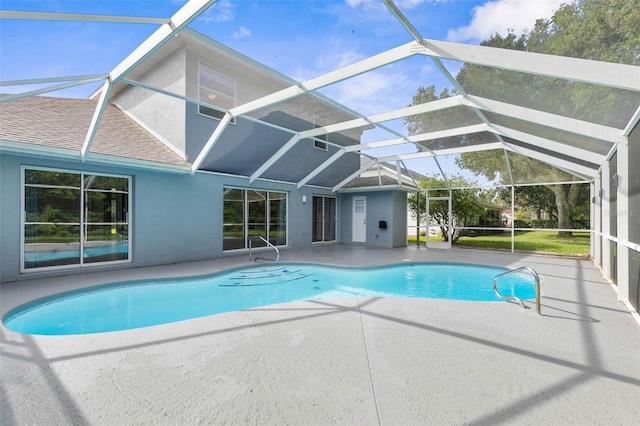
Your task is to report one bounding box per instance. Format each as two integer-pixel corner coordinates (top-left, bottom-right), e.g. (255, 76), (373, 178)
(492, 266), (541, 315)
(249, 236), (280, 262)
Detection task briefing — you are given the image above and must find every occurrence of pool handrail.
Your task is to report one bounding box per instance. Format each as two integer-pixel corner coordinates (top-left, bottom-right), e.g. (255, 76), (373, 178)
(492, 266), (541, 315)
(249, 236), (280, 262)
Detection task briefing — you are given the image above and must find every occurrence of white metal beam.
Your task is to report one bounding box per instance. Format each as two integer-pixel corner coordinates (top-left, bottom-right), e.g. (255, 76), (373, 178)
(468, 95), (621, 143)
(109, 0), (218, 83)
(190, 113), (232, 174)
(382, 0), (422, 42)
(83, 1), (217, 165)
(121, 77), (302, 137)
(251, 96), (466, 182)
(0, 74), (109, 87)
(230, 42), (416, 117)
(81, 81), (112, 160)
(297, 123), (492, 188)
(502, 142), (597, 178)
(299, 96), (465, 140)
(623, 105), (640, 136)
(0, 10), (170, 24)
(416, 38), (640, 92)
(297, 149), (346, 189)
(332, 159), (378, 192)
(375, 142), (504, 163)
(489, 124), (605, 165)
(249, 135), (300, 183)
(347, 123), (490, 153)
(0, 77), (106, 103)
(181, 28), (299, 86)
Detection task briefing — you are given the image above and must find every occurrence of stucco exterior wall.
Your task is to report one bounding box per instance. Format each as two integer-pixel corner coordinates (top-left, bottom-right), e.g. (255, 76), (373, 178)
(0, 154), (337, 282)
(338, 191), (408, 249)
(111, 48), (187, 156)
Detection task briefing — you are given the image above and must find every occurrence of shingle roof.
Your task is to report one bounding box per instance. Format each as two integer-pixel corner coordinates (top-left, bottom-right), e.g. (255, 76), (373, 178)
(0, 96), (190, 167)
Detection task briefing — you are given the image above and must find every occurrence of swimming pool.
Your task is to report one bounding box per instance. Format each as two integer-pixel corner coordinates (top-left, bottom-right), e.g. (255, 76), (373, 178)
(3, 262), (537, 335)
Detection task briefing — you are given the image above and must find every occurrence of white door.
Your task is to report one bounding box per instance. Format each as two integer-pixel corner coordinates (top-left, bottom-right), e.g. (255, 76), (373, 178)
(352, 196), (366, 243)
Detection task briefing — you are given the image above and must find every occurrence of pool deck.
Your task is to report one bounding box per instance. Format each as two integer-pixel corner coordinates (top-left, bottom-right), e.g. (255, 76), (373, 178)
(2, 245), (639, 425)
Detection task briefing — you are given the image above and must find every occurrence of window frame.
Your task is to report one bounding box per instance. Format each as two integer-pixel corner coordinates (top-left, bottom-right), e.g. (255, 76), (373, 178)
(20, 166), (132, 273)
(222, 187), (288, 252)
(313, 138), (329, 151)
(198, 61), (236, 124)
(312, 195), (337, 243)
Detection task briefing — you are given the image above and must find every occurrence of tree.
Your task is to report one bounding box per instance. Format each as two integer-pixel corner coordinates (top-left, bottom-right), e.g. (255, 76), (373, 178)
(408, 175), (488, 243)
(497, 184), (590, 227)
(405, 0), (638, 237)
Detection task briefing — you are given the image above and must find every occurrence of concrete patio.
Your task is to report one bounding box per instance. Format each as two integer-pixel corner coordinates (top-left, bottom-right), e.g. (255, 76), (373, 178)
(2, 245), (639, 425)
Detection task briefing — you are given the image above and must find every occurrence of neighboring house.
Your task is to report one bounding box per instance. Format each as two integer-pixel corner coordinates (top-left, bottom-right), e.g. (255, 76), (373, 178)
(0, 31), (410, 282)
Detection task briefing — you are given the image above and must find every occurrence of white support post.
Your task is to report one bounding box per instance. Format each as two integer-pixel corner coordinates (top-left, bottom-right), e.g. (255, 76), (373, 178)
(511, 185), (515, 253)
(616, 136), (630, 301)
(601, 162), (611, 280)
(594, 173), (603, 267)
(590, 182), (595, 260)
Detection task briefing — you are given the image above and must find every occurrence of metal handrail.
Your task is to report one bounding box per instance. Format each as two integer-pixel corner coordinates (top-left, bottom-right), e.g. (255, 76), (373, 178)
(249, 236), (280, 262)
(493, 266), (541, 315)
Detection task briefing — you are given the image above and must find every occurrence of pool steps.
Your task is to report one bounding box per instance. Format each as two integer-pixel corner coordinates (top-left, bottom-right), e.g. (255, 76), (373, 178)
(220, 267), (312, 287)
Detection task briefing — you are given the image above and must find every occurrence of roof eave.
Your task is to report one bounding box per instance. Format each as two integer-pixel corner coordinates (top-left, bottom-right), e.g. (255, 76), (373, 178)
(0, 140), (191, 174)
(336, 184), (419, 194)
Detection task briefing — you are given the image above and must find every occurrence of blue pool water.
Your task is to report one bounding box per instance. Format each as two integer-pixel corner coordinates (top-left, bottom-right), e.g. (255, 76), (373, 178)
(24, 242), (128, 263)
(3, 263), (537, 335)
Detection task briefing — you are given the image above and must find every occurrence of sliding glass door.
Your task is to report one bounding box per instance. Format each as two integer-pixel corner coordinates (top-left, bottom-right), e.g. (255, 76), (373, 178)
(312, 196), (336, 243)
(23, 167), (130, 271)
(223, 188), (287, 251)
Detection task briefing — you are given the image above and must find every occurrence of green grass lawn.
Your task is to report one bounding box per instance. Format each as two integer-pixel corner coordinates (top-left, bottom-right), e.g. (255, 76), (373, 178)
(408, 231), (590, 256)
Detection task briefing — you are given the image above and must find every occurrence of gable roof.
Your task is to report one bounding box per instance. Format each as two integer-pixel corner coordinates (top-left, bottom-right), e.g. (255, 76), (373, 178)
(0, 96), (190, 170)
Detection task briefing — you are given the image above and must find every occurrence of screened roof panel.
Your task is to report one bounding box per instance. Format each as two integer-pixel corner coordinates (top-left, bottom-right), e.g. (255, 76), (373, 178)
(482, 111), (614, 156)
(439, 149), (512, 187)
(406, 105), (483, 135)
(417, 131), (499, 152)
(246, 93), (360, 131)
(454, 62), (640, 129)
(1, 0), (638, 189)
(505, 151), (589, 184)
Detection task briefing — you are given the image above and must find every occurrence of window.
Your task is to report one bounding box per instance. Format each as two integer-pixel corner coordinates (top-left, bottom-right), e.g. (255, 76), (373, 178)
(22, 168), (130, 271)
(313, 138), (328, 151)
(223, 188), (287, 251)
(198, 62), (235, 122)
(313, 125), (328, 151)
(312, 196), (336, 243)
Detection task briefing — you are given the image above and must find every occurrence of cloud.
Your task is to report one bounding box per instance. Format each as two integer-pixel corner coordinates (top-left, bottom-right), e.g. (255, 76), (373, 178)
(447, 0), (564, 43)
(320, 67), (414, 116)
(198, 0), (234, 23)
(233, 26), (251, 39)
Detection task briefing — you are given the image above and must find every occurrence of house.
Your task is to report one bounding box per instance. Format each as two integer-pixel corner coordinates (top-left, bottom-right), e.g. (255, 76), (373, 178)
(0, 30), (410, 282)
(0, 0), (638, 311)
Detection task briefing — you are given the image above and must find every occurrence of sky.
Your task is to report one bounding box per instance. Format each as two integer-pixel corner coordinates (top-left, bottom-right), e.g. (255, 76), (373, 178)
(0, 0), (567, 183)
